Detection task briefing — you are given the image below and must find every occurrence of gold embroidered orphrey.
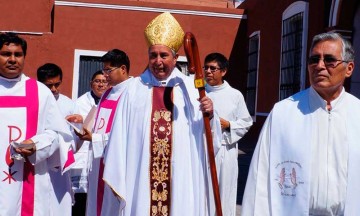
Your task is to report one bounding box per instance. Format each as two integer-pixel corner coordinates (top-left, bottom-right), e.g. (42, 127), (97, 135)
(150, 87), (173, 216)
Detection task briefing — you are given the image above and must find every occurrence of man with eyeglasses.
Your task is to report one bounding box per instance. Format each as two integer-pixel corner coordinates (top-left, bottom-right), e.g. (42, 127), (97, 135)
(242, 32), (360, 215)
(0, 32), (74, 215)
(204, 52), (253, 216)
(102, 12), (222, 215)
(67, 49), (133, 216)
(75, 71), (109, 119)
(68, 70), (108, 215)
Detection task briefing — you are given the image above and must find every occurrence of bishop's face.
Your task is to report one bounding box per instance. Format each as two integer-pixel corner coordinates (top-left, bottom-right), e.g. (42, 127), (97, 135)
(148, 45), (178, 80)
(0, 43), (25, 79)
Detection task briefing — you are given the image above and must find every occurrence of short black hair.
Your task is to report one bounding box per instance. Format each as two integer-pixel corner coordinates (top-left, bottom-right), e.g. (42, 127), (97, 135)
(91, 70), (104, 81)
(37, 63), (63, 82)
(204, 52), (229, 70)
(101, 49), (130, 72)
(0, 32), (27, 56)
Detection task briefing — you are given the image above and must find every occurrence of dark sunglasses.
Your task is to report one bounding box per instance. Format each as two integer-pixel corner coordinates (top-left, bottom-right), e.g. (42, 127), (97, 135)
(308, 56), (350, 68)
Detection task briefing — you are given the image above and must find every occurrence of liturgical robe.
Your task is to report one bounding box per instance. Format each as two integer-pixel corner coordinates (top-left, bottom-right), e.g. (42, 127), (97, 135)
(103, 68), (222, 216)
(241, 87), (360, 216)
(71, 91), (97, 193)
(206, 81), (253, 216)
(49, 93), (75, 216)
(86, 77), (133, 216)
(0, 74), (74, 216)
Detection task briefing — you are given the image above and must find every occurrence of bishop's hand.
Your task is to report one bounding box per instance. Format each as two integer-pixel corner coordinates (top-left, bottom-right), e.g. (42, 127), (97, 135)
(199, 96), (214, 119)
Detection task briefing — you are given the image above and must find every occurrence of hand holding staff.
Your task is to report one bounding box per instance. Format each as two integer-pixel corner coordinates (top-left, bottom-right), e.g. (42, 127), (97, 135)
(183, 32), (223, 216)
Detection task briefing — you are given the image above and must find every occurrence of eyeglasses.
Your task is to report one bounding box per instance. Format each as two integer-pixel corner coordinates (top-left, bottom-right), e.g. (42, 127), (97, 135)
(92, 79), (108, 85)
(308, 56), (350, 68)
(102, 67), (118, 74)
(45, 82), (61, 89)
(203, 65), (221, 73)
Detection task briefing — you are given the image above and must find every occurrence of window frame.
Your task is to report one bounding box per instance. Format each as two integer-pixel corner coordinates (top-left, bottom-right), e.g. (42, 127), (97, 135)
(278, 1), (309, 100)
(246, 31), (260, 121)
(72, 49), (106, 99)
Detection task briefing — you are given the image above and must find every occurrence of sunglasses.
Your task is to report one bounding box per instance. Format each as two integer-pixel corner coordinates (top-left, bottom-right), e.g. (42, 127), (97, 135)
(308, 56), (350, 68)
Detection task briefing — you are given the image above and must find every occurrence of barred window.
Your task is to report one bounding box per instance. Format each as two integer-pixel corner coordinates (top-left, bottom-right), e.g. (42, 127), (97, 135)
(78, 56), (103, 96)
(246, 33), (259, 117)
(280, 12), (304, 100)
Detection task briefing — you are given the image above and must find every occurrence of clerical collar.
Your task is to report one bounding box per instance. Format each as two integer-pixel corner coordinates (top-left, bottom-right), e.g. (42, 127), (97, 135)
(90, 91), (101, 105)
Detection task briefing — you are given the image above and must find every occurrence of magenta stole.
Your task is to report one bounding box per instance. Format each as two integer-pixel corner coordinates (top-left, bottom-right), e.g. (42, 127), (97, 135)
(93, 88), (120, 216)
(0, 79), (38, 216)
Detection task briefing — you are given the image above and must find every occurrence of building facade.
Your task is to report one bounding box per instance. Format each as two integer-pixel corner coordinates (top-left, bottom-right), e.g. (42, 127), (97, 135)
(1, 0), (245, 97)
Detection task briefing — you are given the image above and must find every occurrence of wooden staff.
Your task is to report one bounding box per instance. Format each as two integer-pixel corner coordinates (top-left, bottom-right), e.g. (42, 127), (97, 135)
(183, 32), (223, 216)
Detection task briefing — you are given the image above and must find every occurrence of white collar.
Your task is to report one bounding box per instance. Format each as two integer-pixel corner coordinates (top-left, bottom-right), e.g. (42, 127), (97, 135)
(140, 68), (185, 87)
(0, 73), (23, 82)
(205, 81), (229, 92)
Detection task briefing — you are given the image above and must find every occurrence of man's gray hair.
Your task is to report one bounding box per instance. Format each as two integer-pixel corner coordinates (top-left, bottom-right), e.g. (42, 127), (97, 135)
(147, 46), (177, 57)
(309, 32), (355, 62)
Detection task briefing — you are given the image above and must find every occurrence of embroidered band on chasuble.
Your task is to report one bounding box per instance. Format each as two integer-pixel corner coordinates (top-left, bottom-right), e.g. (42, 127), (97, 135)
(0, 79), (39, 215)
(150, 87), (174, 216)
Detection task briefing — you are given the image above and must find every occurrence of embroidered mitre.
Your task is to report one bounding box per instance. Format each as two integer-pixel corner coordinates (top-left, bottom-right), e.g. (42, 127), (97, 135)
(144, 12), (185, 52)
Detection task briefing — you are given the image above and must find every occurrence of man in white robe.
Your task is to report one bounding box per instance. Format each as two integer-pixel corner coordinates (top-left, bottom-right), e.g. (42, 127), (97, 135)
(103, 12), (222, 216)
(0, 32), (74, 216)
(70, 70), (108, 215)
(204, 52), (253, 216)
(37, 63), (75, 117)
(68, 49), (133, 216)
(241, 32), (360, 216)
(37, 63), (75, 216)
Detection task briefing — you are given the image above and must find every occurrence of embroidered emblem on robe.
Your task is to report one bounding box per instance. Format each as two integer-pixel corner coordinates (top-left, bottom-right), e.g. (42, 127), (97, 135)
(150, 87), (173, 216)
(275, 160), (304, 197)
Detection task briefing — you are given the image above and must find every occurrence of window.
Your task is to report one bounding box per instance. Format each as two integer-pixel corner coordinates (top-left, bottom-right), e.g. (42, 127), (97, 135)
(176, 56), (189, 75)
(279, 1), (308, 100)
(78, 56), (103, 97)
(246, 32), (260, 118)
(72, 49), (106, 99)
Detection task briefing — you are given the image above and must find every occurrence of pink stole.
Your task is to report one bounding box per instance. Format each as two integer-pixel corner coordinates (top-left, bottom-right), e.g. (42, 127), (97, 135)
(94, 88), (120, 216)
(0, 79), (38, 216)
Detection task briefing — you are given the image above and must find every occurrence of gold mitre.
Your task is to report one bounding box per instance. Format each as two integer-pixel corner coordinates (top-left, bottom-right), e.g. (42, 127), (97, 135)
(144, 12), (185, 52)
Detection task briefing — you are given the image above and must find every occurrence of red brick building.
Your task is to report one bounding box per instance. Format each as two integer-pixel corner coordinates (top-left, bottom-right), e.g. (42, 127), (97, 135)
(1, 0), (245, 98)
(2, 0), (360, 153)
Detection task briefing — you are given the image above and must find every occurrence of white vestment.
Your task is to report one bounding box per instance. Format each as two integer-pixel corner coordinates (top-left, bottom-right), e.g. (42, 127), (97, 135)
(75, 91), (97, 120)
(206, 81), (253, 216)
(103, 69), (222, 216)
(56, 94), (75, 117)
(86, 77), (133, 216)
(241, 87), (360, 216)
(0, 74), (74, 216)
(71, 91), (97, 193)
(49, 93), (75, 216)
